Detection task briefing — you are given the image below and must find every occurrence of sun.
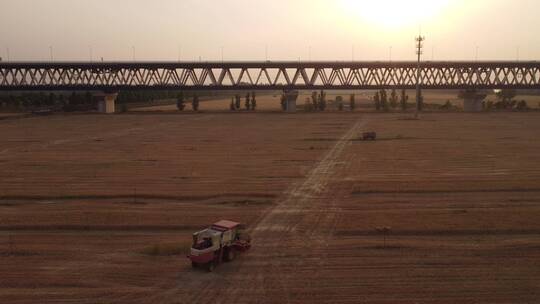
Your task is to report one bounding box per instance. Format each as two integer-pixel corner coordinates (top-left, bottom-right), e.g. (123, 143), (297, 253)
(339, 0), (451, 29)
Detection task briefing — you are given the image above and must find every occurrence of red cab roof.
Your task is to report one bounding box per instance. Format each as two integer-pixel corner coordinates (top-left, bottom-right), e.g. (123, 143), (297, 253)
(212, 220), (241, 231)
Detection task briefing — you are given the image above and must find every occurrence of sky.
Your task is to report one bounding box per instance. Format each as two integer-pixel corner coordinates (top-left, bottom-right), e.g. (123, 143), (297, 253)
(0, 0), (539, 62)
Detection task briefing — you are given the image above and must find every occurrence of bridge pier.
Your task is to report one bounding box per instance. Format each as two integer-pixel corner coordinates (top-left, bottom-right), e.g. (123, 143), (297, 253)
(283, 90), (299, 112)
(460, 89), (487, 112)
(463, 98), (483, 112)
(95, 92), (118, 114)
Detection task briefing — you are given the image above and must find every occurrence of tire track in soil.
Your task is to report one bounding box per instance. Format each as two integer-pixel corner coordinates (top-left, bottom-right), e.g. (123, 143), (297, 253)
(156, 117), (367, 304)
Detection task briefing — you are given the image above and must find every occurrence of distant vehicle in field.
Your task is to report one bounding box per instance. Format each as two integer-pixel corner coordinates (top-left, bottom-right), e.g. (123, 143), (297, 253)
(362, 132), (377, 141)
(187, 220), (251, 272)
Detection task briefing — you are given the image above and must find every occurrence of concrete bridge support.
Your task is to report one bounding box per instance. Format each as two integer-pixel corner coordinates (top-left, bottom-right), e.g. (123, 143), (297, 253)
(460, 89), (487, 112)
(284, 90), (299, 113)
(463, 98), (484, 112)
(95, 92), (118, 114)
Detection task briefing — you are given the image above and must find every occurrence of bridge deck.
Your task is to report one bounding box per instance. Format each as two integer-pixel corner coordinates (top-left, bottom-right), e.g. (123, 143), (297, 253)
(1, 61), (539, 91)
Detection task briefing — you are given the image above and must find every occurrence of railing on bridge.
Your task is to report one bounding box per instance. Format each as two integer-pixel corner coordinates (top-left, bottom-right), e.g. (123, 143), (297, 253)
(1, 61), (539, 91)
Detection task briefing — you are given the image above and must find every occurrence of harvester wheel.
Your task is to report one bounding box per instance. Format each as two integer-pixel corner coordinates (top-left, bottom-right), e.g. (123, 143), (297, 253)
(225, 248), (236, 262)
(207, 262), (215, 272)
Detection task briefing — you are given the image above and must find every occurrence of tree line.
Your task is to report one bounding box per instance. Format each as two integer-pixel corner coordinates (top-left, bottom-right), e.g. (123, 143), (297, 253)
(485, 89), (530, 111)
(0, 92), (95, 111)
(0, 89), (536, 112)
(0, 90), (234, 112)
(373, 89), (412, 112)
(302, 91), (357, 112)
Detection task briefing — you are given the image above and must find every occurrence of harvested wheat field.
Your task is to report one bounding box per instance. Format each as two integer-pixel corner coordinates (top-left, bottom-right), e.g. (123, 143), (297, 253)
(1, 110), (540, 304)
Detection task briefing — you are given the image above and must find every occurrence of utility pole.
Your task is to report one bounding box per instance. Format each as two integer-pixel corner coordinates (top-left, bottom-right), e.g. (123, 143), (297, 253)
(415, 35), (425, 119)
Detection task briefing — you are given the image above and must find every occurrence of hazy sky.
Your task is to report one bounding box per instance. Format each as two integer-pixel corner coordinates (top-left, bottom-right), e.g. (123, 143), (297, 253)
(1, 0), (539, 61)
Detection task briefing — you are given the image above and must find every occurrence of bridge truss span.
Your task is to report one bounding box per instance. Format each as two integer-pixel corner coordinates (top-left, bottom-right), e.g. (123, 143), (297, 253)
(1, 61), (539, 91)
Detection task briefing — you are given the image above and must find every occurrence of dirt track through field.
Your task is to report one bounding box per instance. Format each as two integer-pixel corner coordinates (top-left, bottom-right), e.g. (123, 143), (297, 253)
(122, 117), (366, 304)
(162, 118), (367, 304)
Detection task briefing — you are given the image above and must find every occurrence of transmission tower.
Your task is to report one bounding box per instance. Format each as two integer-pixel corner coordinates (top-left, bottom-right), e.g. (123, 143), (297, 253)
(415, 35), (425, 118)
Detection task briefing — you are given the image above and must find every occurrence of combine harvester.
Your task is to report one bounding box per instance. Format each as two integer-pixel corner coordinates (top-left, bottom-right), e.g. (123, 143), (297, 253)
(187, 220), (251, 272)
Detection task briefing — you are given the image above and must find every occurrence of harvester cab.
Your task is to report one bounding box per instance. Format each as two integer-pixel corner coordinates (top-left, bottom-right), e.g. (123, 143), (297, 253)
(188, 220), (251, 272)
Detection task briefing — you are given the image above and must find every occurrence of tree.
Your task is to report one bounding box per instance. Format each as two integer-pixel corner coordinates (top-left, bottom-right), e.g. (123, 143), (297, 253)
(375, 226), (392, 249)
(251, 92), (257, 111)
(400, 89), (409, 111)
(192, 95), (199, 111)
(336, 96), (344, 111)
(280, 94), (287, 111)
(496, 89), (517, 105)
(516, 100), (528, 111)
(84, 92), (93, 105)
(509, 99), (517, 109)
(440, 100), (453, 110)
(37, 92), (46, 107)
(484, 100), (494, 111)
(176, 92), (185, 111)
(492, 89), (517, 110)
(311, 91), (318, 110)
(6, 95), (14, 109)
(235, 94), (241, 109)
(245, 93), (251, 110)
(304, 97), (313, 112)
(318, 90), (326, 111)
(59, 94), (66, 106)
(14, 95), (23, 110)
(21, 96), (29, 108)
(4, 95), (11, 108)
(380, 89), (389, 111)
(46, 93), (55, 106)
(389, 89), (398, 109)
(350, 94), (356, 111)
(69, 92), (78, 105)
(374, 91), (381, 111)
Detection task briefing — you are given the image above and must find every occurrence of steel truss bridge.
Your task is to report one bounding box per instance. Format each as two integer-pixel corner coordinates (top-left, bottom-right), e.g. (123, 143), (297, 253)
(1, 61), (539, 91)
